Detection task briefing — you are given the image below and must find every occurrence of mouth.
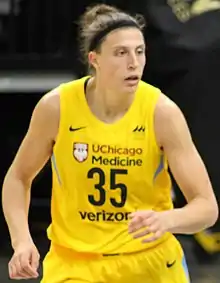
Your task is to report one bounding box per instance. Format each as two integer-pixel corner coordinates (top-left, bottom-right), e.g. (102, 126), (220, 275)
(124, 75), (140, 85)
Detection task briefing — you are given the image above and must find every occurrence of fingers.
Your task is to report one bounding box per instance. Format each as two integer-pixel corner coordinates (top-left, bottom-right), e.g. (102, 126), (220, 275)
(128, 215), (145, 233)
(9, 251), (39, 280)
(142, 230), (163, 243)
(8, 261), (23, 280)
(30, 249), (40, 271)
(130, 210), (154, 218)
(9, 256), (31, 279)
(128, 212), (155, 233)
(20, 253), (39, 277)
(130, 227), (163, 243)
(128, 211), (165, 243)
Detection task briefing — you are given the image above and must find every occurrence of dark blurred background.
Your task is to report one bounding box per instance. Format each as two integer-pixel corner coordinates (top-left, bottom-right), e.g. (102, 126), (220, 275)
(0, 0), (220, 282)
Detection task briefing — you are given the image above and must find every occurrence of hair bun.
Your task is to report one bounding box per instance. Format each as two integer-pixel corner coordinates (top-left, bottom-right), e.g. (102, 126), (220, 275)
(82, 4), (119, 26)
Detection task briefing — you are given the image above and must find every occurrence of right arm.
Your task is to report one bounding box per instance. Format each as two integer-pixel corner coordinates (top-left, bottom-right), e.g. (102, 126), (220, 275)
(2, 91), (59, 250)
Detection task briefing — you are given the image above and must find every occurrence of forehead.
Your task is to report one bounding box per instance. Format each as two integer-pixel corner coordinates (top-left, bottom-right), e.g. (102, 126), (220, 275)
(103, 27), (145, 49)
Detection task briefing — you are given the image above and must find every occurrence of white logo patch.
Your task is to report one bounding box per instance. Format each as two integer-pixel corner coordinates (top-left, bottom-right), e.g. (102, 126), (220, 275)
(73, 143), (88, 162)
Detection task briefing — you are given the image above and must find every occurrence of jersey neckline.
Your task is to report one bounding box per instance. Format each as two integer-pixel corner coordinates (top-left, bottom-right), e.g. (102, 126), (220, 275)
(78, 76), (141, 130)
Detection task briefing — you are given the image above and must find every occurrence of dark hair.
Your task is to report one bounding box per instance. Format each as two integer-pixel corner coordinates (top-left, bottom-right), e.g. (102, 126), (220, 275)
(78, 4), (146, 73)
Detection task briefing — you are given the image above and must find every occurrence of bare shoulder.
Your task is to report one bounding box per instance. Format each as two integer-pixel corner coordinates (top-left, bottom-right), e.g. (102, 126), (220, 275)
(38, 87), (60, 115)
(32, 87), (60, 141)
(155, 93), (181, 120)
(5, 88), (61, 181)
(154, 93), (190, 147)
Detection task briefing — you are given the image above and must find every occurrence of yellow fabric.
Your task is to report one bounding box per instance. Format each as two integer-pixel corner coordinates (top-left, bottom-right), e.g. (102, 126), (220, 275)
(41, 235), (190, 283)
(47, 76), (173, 254)
(194, 231), (220, 253)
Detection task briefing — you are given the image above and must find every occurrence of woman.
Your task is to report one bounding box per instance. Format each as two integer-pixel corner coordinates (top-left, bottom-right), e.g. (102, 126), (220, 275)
(2, 4), (218, 283)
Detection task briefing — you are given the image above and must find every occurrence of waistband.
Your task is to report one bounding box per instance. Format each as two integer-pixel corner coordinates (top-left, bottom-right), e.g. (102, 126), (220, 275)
(50, 233), (173, 260)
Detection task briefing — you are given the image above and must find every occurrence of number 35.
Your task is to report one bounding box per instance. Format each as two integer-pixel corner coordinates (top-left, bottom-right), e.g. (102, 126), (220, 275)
(87, 168), (128, 208)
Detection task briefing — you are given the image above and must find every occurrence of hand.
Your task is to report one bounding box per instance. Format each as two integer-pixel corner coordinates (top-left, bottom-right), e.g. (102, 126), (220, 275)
(8, 241), (40, 280)
(128, 210), (171, 243)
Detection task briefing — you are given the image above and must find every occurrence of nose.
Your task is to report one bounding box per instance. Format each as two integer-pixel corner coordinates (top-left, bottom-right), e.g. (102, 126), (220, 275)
(127, 52), (139, 69)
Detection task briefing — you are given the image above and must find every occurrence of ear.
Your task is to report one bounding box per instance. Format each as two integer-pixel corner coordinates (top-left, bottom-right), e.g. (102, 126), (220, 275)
(88, 51), (99, 69)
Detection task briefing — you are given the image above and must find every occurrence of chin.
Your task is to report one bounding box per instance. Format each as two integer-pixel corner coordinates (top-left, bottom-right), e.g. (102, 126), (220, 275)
(124, 84), (139, 94)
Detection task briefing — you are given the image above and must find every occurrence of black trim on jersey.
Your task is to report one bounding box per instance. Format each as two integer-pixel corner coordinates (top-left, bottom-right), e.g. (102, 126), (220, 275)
(133, 126), (145, 132)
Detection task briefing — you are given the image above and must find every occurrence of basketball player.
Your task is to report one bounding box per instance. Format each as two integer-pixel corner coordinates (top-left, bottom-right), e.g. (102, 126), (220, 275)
(2, 4), (218, 283)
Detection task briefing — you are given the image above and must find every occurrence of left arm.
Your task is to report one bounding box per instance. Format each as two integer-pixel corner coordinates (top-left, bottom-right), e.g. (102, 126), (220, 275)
(129, 94), (218, 240)
(155, 95), (218, 234)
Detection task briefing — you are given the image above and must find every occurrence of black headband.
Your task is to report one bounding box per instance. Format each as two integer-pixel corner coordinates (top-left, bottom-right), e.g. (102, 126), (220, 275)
(89, 20), (140, 51)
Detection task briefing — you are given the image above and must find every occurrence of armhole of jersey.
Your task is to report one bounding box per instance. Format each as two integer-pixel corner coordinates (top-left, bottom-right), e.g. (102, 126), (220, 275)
(150, 90), (163, 155)
(53, 84), (65, 151)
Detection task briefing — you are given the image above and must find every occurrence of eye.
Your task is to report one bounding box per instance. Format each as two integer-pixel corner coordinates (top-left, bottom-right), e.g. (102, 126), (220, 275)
(115, 49), (127, 56)
(136, 48), (145, 55)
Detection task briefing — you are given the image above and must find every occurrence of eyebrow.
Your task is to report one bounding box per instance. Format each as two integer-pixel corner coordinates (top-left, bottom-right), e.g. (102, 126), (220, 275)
(112, 44), (145, 49)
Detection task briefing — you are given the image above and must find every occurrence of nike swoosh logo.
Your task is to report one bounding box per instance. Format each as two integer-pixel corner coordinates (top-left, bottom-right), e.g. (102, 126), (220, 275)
(166, 260), (176, 268)
(69, 126), (86, 132)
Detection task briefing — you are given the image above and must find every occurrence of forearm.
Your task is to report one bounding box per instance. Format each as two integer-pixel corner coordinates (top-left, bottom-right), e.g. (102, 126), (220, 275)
(167, 197), (218, 234)
(2, 173), (33, 249)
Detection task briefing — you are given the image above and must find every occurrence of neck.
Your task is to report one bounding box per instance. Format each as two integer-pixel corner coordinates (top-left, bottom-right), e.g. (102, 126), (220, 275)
(86, 77), (135, 123)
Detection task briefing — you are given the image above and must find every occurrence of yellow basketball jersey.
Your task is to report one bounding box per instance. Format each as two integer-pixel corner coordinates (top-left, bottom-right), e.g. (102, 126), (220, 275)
(47, 76), (173, 254)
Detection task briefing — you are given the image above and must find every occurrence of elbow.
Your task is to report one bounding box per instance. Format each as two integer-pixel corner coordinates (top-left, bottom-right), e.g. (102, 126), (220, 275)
(3, 167), (31, 188)
(211, 206), (219, 227)
(206, 199), (219, 228)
